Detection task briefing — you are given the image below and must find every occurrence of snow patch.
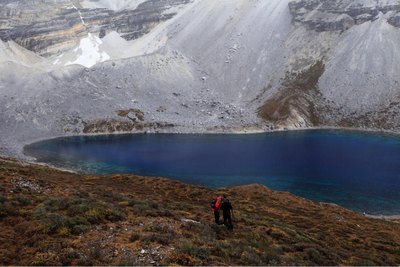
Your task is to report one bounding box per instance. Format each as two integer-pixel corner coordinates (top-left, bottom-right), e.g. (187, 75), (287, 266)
(65, 33), (110, 68)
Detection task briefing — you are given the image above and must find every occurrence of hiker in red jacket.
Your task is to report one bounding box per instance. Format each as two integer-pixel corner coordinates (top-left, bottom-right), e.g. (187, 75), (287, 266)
(211, 195), (233, 230)
(211, 195), (224, 224)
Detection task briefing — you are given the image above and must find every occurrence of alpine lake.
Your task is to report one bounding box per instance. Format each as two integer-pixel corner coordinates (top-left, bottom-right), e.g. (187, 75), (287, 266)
(24, 130), (400, 216)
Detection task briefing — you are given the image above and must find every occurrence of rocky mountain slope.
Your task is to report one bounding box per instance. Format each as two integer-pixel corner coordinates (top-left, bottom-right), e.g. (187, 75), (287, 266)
(0, 0), (190, 56)
(0, 0), (400, 156)
(1, 157), (400, 265)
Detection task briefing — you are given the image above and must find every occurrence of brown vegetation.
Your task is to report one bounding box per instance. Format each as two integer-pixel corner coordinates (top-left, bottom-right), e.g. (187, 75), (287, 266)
(1, 157), (400, 265)
(83, 119), (174, 134)
(258, 61), (325, 127)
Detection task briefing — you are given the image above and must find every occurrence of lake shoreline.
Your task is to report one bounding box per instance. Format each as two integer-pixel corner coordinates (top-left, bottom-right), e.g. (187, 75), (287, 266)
(20, 128), (400, 218)
(13, 158), (400, 220)
(20, 125), (400, 161)
(1, 124), (399, 161)
(2, 156), (400, 221)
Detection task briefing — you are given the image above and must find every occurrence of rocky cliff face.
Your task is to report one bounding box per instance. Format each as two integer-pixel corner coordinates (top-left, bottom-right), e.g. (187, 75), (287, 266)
(289, 0), (400, 31)
(0, 0), (191, 56)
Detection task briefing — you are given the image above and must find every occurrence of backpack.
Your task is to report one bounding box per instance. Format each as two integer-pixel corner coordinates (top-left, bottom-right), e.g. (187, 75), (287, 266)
(211, 196), (224, 210)
(210, 199), (217, 209)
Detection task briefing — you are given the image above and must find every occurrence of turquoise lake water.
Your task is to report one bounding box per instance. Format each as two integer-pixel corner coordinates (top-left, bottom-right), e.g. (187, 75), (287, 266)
(24, 130), (400, 215)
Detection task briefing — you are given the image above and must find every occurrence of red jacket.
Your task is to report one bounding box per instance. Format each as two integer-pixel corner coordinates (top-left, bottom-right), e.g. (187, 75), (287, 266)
(213, 196), (224, 211)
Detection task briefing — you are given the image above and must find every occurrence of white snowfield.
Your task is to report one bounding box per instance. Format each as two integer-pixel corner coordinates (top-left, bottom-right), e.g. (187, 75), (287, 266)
(1, 0), (400, 157)
(61, 33), (111, 68)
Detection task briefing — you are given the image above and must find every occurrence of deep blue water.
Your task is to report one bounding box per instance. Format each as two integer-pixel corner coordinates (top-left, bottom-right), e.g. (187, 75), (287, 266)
(24, 130), (400, 215)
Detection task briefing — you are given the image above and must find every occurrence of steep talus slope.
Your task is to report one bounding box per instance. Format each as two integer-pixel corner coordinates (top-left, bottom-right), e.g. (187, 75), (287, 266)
(166, 0), (292, 104)
(0, 0), (400, 156)
(320, 14), (400, 110)
(258, 0), (400, 129)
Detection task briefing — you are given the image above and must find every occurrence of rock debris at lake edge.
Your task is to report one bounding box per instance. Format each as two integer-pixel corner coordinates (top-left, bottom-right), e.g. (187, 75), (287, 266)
(1, 157), (400, 265)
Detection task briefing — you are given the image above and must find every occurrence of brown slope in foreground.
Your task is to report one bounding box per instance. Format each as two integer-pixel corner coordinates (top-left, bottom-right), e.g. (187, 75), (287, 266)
(1, 157), (400, 266)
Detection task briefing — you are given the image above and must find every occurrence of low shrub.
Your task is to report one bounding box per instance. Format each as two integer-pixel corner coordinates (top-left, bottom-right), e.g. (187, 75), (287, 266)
(71, 224), (90, 235)
(119, 257), (141, 266)
(184, 223), (216, 243)
(353, 258), (376, 266)
(118, 201), (130, 207)
(305, 247), (320, 261)
(143, 222), (174, 233)
(13, 195), (32, 206)
(0, 200), (19, 218)
(240, 248), (261, 265)
(304, 247), (336, 265)
(76, 245), (105, 266)
(130, 199), (174, 217)
(57, 226), (71, 237)
(170, 202), (190, 210)
(261, 248), (281, 264)
(266, 227), (289, 240)
(43, 197), (68, 211)
(31, 252), (61, 266)
(140, 233), (173, 245)
(178, 239), (210, 260)
(129, 233), (140, 242)
(210, 240), (231, 259)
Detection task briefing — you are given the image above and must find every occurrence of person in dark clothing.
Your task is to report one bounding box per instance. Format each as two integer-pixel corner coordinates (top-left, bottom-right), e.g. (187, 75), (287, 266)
(214, 209), (220, 224)
(221, 196), (234, 230)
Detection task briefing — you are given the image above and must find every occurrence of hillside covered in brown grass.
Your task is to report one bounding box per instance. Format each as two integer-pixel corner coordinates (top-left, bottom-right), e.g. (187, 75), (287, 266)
(1, 157), (400, 266)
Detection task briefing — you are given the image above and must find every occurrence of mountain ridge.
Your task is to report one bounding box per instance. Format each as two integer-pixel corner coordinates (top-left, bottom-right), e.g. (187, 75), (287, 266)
(1, 0), (400, 157)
